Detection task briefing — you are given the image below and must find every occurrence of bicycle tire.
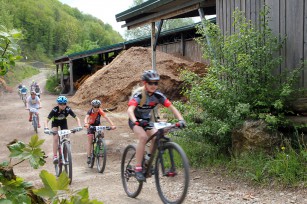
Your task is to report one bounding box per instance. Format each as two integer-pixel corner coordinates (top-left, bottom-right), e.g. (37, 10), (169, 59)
(32, 116), (38, 133)
(55, 146), (61, 177)
(88, 142), (95, 168)
(96, 138), (107, 173)
(121, 145), (143, 198)
(155, 142), (190, 204)
(61, 142), (73, 184)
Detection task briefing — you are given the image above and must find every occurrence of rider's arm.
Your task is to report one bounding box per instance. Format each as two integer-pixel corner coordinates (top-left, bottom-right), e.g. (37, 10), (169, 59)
(44, 118), (50, 129)
(84, 114), (89, 128)
(103, 115), (116, 129)
(74, 116), (82, 127)
(167, 104), (184, 121)
(127, 105), (138, 123)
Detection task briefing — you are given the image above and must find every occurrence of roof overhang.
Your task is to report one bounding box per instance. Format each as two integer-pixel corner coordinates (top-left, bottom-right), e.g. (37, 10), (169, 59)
(116, 0), (216, 30)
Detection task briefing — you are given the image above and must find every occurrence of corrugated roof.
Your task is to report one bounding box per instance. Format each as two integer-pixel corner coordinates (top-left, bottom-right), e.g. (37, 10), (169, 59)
(115, 0), (216, 29)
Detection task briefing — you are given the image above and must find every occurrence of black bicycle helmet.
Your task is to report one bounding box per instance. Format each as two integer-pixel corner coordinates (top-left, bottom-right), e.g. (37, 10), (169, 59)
(141, 70), (160, 81)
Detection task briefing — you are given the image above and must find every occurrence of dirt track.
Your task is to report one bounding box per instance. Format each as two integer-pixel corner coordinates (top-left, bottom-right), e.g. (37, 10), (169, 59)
(0, 70), (306, 204)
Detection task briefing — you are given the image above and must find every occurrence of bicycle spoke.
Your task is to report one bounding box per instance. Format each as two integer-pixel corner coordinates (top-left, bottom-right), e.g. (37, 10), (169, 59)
(97, 139), (107, 173)
(155, 142), (189, 204)
(121, 145), (143, 198)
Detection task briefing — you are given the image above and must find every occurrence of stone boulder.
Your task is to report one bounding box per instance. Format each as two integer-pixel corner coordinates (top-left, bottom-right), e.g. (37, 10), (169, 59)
(231, 120), (281, 156)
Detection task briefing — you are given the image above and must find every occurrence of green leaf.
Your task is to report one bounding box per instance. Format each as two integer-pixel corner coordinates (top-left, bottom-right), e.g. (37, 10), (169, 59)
(34, 170), (58, 198)
(0, 199), (13, 204)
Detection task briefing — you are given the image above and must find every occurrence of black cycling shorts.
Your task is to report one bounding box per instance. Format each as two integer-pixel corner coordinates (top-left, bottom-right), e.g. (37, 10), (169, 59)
(51, 120), (68, 130)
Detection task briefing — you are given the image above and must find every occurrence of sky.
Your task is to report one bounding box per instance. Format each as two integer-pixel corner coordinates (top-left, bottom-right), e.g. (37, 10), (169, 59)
(58, 0), (135, 36)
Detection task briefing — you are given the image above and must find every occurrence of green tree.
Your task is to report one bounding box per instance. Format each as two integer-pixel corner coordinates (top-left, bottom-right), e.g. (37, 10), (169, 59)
(0, 25), (23, 76)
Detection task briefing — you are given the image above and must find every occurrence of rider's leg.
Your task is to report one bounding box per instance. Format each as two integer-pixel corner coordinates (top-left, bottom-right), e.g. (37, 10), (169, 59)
(87, 134), (94, 157)
(37, 113), (41, 128)
(52, 127), (59, 163)
(29, 111), (33, 122)
(147, 128), (157, 155)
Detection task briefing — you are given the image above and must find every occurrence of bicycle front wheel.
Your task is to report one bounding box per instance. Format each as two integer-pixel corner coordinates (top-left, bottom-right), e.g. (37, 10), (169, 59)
(61, 142), (73, 184)
(96, 139), (107, 173)
(121, 145), (143, 198)
(88, 143), (95, 168)
(32, 116), (38, 133)
(155, 142), (190, 204)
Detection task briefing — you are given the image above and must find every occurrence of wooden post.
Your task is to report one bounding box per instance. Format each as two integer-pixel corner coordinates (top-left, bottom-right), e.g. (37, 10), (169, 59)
(151, 22), (156, 71)
(69, 60), (74, 95)
(60, 63), (64, 89)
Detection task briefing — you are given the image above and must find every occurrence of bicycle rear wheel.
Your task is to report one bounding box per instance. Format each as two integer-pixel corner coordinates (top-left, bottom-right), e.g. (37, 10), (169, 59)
(96, 138), (107, 173)
(121, 145), (143, 198)
(155, 142), (190, 204)
(60, 142), (73, 184)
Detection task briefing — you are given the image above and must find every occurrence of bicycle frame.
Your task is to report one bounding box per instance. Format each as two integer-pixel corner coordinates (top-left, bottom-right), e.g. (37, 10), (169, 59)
(57, 130), (71, 165)
(142, 124), (174, 177)
(29, 108), (39, 133)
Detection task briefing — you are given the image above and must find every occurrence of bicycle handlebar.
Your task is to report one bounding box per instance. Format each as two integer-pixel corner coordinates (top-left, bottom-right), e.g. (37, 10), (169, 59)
(89, 125), (112, 131)
(44, 127), (83, 135)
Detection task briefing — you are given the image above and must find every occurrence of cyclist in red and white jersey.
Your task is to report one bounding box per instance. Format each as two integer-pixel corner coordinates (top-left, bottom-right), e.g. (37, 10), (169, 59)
(127, 70), (186, 181)
(84, 99), (116, 164)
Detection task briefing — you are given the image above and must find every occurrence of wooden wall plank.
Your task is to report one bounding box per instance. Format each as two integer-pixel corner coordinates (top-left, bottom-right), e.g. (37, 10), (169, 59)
(230, 0), (235, 34)
(223, 0), (227, 35)
(286, 0), (304, 88)
(279, 0), (287, 77)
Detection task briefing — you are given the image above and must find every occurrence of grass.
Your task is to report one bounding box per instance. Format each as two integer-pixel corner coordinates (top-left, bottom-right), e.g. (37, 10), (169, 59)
(3, 62), (40, 86)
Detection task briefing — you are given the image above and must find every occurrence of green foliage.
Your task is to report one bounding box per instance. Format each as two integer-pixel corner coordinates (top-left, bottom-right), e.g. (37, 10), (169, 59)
(0, 0), (123, 61)
(180, 8), (300, 156)
(0, 25), (23, 76)
(4, 62), (40, 86)
(228, 135), (307, 186)
(45, 73), (61, 94)
(1, 135), (104, 203)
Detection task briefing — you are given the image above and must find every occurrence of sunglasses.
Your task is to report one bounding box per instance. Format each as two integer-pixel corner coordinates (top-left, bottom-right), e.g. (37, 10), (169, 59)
(147, 81), (159, 86)
(93, 106), (100, 108)
(58, 103), (67, 105)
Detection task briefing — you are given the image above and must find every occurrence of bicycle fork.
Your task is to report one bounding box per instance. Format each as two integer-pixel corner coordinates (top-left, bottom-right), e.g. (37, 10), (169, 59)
(158, 144), (177, 177)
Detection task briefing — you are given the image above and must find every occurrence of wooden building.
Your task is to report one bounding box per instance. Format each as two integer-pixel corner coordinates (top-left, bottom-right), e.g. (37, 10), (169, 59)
(55, 0), (307, 94)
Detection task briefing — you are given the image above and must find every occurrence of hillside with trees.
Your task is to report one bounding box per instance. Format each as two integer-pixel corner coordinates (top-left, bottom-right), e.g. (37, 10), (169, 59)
(0, 0), (124, 62)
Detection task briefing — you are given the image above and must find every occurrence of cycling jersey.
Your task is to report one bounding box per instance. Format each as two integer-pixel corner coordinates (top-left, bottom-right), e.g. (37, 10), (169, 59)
(86, 108), (106, 126)
(26, 95), (40, 109)
(47, 106), (77, 129)
(21, 87), (27, 94)
(128, 90), (172, 120)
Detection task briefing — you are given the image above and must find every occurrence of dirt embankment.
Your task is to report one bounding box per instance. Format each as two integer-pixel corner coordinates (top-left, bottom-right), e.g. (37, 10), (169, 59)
(70, 47), (207, 111)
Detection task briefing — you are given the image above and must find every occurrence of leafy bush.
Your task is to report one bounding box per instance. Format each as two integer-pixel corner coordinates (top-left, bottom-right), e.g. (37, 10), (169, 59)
(45, 73), (61, 94)
(0, 135), (103, 203)
(180, 7), (300, 156)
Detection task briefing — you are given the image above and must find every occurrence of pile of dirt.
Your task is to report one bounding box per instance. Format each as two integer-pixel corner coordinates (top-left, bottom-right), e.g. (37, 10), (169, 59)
(70, 46), (207, 111)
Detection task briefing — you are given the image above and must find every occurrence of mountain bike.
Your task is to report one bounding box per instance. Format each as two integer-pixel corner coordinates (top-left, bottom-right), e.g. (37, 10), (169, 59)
(44, 127), (82, 184)
(28, 107), (40, 133)
(121, 122), (190, 204)
(87, 125), (111, 173)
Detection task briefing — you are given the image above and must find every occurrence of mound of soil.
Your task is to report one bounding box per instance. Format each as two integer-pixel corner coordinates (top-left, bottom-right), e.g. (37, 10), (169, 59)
(70, 46), (207, 111)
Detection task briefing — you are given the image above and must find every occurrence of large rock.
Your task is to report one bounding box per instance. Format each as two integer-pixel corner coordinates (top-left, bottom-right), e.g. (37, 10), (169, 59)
(231, 120), (281, 156)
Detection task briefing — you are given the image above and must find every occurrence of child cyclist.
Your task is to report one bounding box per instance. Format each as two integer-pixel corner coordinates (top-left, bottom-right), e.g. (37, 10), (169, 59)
(26, 90), (42, 127)
(44, 96), (82, 164)
(84, 99), (116, 164)
(127, 70), (186, 181)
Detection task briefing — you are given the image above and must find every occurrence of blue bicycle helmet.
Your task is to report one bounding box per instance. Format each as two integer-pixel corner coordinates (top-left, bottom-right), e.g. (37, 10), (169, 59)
(57, 96), (68, 103)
